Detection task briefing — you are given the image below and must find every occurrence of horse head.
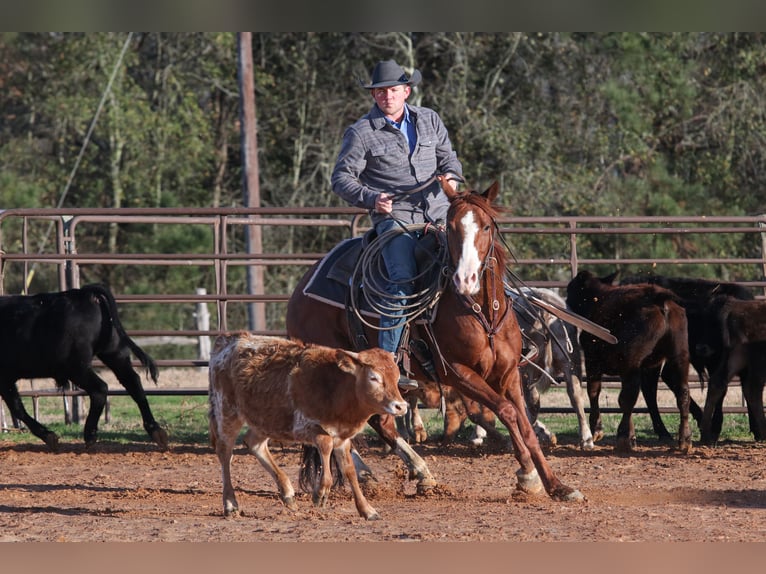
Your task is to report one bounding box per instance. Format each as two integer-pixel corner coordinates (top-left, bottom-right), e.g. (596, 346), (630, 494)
(438, 176), (505, 296)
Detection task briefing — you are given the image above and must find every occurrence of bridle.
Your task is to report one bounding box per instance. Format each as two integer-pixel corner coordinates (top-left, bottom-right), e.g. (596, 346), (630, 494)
(448, 200), (513, 353)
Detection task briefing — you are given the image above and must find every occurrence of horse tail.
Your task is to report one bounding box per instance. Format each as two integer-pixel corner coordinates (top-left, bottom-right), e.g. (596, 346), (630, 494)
(298, 445), (344, 493)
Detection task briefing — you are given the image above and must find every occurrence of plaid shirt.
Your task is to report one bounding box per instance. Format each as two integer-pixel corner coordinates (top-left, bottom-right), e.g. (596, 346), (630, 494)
(331, 103), (463, 226)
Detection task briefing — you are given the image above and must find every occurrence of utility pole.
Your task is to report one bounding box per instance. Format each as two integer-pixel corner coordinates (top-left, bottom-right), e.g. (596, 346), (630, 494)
(237, 32), (266, 331)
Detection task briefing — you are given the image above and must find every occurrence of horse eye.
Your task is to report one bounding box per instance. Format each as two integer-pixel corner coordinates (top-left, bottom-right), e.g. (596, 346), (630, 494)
(484, 225), (491, 232)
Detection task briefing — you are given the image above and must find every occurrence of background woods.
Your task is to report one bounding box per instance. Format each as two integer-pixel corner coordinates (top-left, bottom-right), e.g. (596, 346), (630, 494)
(1, 32), (766, 341)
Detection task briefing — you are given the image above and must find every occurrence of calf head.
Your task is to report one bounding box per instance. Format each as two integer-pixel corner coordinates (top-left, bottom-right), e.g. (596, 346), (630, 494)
(338, 348), (408, 417)
(565, 270), (608, 317)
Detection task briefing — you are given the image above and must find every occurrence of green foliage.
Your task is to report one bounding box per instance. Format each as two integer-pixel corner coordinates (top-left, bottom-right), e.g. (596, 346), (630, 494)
(3, 33), (766, 328)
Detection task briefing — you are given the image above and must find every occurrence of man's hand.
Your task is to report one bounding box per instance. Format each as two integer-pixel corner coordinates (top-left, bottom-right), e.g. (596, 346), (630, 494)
(374, 192), (393, 214)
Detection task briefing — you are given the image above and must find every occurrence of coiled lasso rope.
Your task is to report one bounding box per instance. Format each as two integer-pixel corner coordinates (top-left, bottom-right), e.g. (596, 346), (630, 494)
(349, 223), (449, 331)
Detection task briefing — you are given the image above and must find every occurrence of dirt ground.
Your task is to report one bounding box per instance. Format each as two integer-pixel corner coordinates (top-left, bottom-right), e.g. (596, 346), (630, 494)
(2, 368), (766, 543)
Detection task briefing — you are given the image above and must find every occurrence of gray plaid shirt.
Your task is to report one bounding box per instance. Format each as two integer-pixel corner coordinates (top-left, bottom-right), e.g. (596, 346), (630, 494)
(331, 103), (463, 226)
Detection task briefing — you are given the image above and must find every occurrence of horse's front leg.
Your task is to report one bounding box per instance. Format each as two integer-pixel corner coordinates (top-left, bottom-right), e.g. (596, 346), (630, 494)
(449, 363), (583, 502)
(565, 371), (594, 450)
(366, 414), (437, 493)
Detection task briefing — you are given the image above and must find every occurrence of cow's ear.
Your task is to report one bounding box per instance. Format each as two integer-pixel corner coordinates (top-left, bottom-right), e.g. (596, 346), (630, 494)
(335, 349), (358, 375)
(602, 271), (619, 285)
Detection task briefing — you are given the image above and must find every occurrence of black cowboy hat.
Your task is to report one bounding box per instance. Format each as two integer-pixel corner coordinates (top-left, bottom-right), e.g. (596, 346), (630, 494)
(359, 59), (422, 89)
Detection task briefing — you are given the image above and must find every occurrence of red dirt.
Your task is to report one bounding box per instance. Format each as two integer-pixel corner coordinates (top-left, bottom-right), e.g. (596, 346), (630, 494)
(2, 432), (766, 542)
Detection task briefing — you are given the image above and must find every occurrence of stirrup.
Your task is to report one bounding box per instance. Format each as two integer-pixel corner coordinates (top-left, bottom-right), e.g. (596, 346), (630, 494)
(397, 364), (419, 390)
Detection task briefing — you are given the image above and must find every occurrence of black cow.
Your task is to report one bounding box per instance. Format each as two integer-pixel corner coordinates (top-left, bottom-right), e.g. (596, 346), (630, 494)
(618, 273), (755, 440)
(0, 284), (168, 451)
(566, 270), (693, 453)
(698, 295), (766, 444)
(618, 273), (754, 384)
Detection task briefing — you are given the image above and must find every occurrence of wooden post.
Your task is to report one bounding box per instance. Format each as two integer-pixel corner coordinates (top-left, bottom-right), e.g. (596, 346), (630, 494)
(196, 287), (211, 368)
(237, 32), (266, 332)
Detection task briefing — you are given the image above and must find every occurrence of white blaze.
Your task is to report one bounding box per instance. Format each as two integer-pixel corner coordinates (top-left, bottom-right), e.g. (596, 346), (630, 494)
(453, 210), (481, 295)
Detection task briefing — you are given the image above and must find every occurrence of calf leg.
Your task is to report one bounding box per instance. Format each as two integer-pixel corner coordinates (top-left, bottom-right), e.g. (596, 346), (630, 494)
(640, 367), (674, 441)
(209, 410), (242, 517)
(70, 370), (110, 446)
(741, 370), (766, 441)
(702, 364), (730, 445)
(312, 434), (335, 508)
(336, 440), (380, 520)
(101, 354), (168, 449)
(243, 428), (297, 510)
(615, 373), (641, 453)
(659, 362), (692, 454)
(586, 376), (604, 443)
(0, 380), (58, 451)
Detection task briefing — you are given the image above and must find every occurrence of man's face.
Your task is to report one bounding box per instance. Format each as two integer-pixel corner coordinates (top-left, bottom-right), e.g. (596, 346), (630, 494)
(371, 84), (411, 120)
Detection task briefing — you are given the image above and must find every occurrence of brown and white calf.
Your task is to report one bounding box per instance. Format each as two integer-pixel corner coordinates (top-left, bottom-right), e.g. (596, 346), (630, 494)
(208, 333), (408, 520)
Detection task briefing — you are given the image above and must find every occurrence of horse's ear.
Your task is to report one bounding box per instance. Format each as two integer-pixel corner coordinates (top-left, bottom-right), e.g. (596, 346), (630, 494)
(437, 175), (458, 200)
(482, 181), (500, 203)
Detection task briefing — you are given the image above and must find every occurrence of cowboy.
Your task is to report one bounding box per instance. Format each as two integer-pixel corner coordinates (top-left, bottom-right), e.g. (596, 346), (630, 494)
(331, 59), (463, 385)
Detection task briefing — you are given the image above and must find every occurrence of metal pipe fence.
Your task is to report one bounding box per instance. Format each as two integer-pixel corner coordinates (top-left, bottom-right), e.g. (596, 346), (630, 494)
(1, 206), (765, 426)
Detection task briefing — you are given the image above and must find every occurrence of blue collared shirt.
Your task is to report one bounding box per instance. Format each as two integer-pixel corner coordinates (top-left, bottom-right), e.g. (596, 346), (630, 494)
(386, 105), (417, 155)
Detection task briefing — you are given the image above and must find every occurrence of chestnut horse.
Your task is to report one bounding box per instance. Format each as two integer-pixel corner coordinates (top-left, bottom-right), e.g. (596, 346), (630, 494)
(286, 178), (582, 501)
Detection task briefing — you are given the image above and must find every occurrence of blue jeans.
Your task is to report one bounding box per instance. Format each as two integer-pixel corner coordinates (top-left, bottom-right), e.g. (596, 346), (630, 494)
(375, 219), (419, 356)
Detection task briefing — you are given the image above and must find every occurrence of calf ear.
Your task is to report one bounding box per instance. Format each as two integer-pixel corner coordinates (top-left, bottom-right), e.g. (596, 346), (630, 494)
(602, 271), (619, 285)
(335, 349), (359, 375)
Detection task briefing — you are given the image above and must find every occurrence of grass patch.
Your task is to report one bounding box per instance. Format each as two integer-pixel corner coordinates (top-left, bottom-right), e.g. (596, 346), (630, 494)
(2, 393), (758, 448)
(1, 394), (210, 447)
(403, 407), (757, 446)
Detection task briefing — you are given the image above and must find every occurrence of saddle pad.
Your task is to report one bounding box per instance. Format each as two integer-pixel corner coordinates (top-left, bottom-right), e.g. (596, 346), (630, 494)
(302, 238), (379, 318)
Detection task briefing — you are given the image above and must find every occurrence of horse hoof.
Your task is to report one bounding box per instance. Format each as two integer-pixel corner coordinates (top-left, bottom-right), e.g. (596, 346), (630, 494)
(561, 489), (585, 502)
(592, 430), (604, 443)
(414, 429), (428, 444)
(281, 496), (298, 511)
(581, 439), (595, 451)
(365, 511), (381, 521)
(224, 502), (240, 517)
(515, 468), (544, 494)
(313, 492), (329, 508)
(416, 477), (438, 495)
